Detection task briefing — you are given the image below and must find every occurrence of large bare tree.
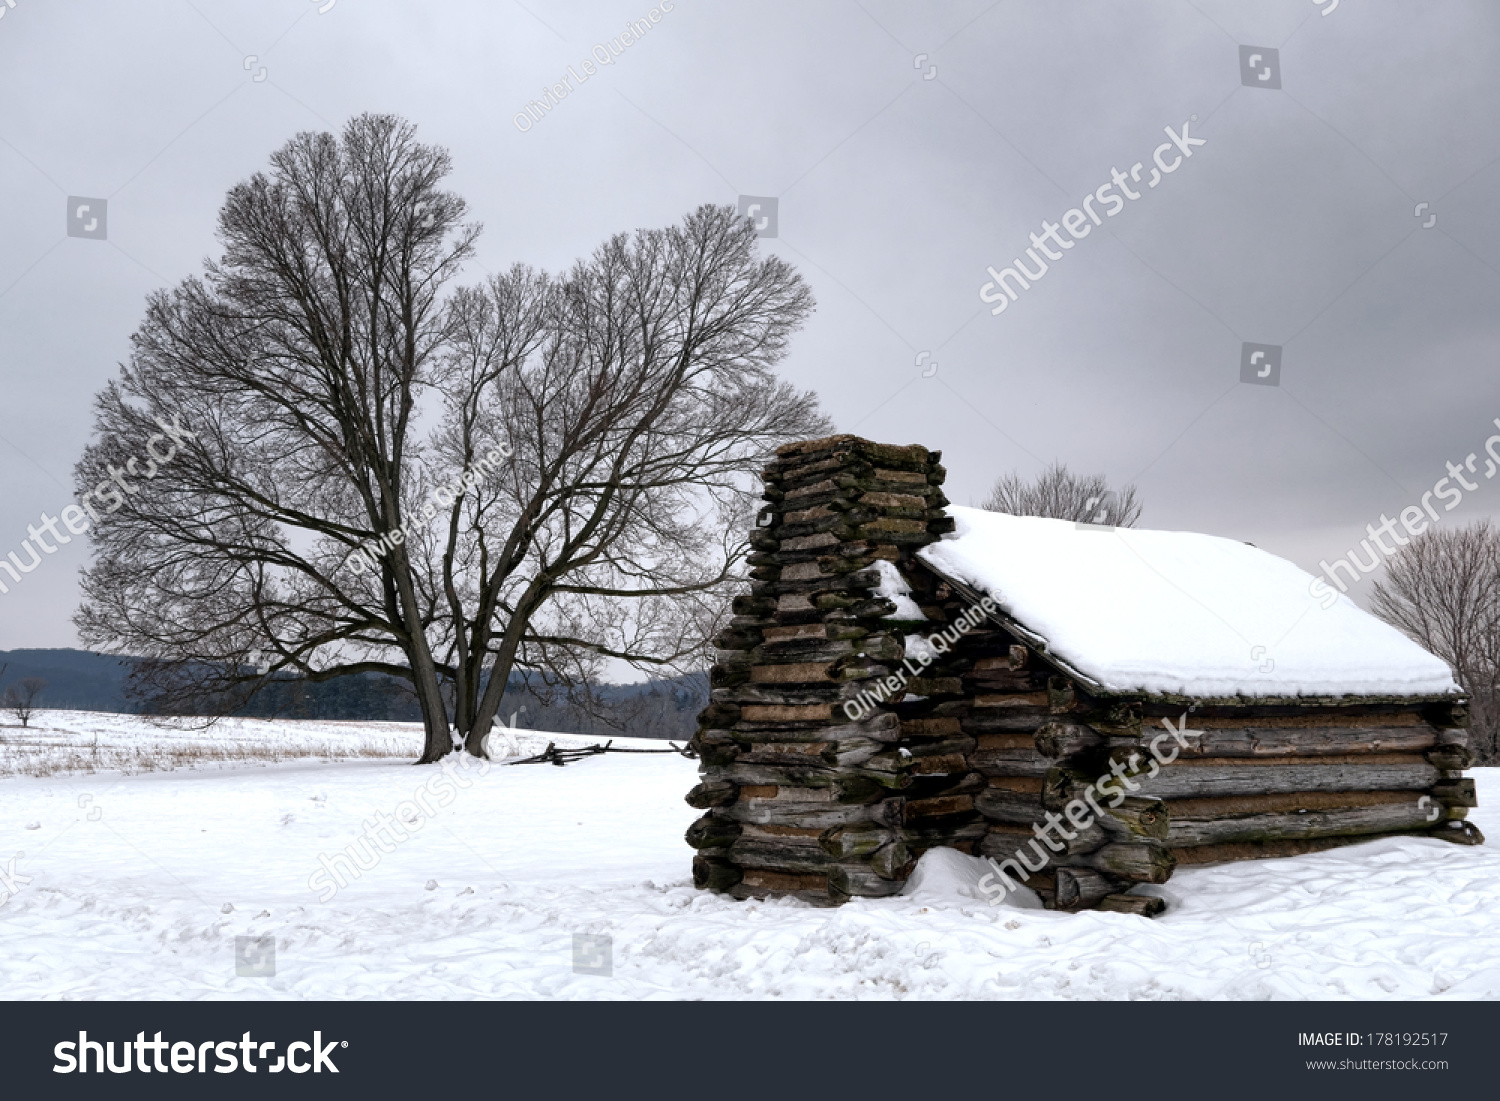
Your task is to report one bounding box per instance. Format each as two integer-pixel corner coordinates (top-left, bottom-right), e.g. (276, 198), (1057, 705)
(981, 461), (1142, 527)
(74, 113), (826, 763)
(1371, 520), (1500, 763)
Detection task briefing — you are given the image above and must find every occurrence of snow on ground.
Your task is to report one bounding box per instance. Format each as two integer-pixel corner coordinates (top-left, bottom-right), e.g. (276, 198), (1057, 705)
(919, 505), (1459, 698)
(1, 712), (1498, 1000)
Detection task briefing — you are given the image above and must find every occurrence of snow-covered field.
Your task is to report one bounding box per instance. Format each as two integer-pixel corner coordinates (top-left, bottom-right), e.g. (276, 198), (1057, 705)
(2, 711), (1498, 1000)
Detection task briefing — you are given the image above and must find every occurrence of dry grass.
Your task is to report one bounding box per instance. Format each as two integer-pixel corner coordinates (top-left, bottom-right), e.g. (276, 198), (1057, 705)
(0, 724), (416, 779)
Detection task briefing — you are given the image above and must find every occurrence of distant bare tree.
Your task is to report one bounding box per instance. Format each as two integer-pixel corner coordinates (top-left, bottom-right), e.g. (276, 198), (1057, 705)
(981, 462), (1142, 527)
(2, 677), (46, 728)
(1371, 521), (1500, 763)
(74, 113), (826, 764)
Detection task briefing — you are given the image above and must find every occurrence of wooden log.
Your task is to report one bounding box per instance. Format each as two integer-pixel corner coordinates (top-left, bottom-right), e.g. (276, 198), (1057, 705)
(1165, 789), (1417, 818)
(827, 862), (907, 899)
(711, 626), (763, 650)
(736, 742), (833, 767)
(1164, 723), (1440, 758)
(757, 639), (891, 665)
(1168, 826), (1473, 865)
(749, 661), (836, 684)
(1429, 820), (1485, 845)
(728, 835), (830, 874)
(695, 741), (741, 768)
(712, 683), (847, 707)
(974, 785), (1047, 824)
(732, 594), (777, 617)
(722, 800), (887, 829)
(901, 820), (988, 847)
(975, 690), (1050, 711)
(685, 815), (742, 850)
(732, 710), (901, 745)
(902, 752), (972, 778)
(964, 669), (1042, 693)
(696, 701), (742, 730)
(1095, 894), (1167, 918)
(1074, 842), (1175, 883)
(1072, 796), (1169, 840)
(736, 869), (828, 894)
(819, 737), (886, 769)
(901, 793), (975, 821)
(906, 677), (965, 697)
(1034, 720), (1104, 759)
(972, 746), (1054, 777)
(869, 840), (913, 879)
(710, 663), (752, 688)
(1127, 756), (1442, 800)
(1055, 868), (1121, 911)
(1426, 744), (1474, 770)
(684, 780), (738, 809)
(900, 716), (964, 737)
(963, 711), (1053, 736)
(982, 827), (1063, 861)
(1076, 701), (1142, 738)
(989, 775), (1045, 793)
(1424, 700), (1469, 729)
(818, 825), (898, 859)
(692, 856), (742, 892)
(978, 792), (1168, 845)
(740, 702), (833, 724)
(1166, 800), (1441, 847)
(1431, 779), (1477, 807)
(701, 762), (837, 788)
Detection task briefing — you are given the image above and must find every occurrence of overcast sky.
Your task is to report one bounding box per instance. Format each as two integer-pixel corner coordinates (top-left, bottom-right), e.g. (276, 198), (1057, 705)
(2, 0), (1499, 652)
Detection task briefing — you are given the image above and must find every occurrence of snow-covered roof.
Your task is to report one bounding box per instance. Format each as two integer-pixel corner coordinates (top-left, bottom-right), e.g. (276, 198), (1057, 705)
(917, 506), (1460, 700)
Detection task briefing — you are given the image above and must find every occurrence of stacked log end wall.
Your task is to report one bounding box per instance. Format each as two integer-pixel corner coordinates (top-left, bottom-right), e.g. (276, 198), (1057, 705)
(685, 434), (954, 904)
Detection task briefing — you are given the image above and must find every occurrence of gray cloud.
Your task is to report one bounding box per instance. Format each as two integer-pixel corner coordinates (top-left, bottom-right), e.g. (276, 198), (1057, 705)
(2, 0), (1498, 647)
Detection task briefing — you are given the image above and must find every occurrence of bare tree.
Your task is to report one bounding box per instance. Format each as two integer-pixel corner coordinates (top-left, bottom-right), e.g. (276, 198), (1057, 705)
(74, 114), (826, 763)
(2, 677), (46, 728)
(981, 461), (1142, 527)
(1371, 521), (1500, 763)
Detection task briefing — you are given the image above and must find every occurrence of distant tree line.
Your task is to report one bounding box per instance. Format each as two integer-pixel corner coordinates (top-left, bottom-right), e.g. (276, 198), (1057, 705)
(0, 649), (703, 740)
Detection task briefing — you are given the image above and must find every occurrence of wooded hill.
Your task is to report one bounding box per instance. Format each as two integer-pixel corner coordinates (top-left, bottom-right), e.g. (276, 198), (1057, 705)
(0, 649), (703, 739)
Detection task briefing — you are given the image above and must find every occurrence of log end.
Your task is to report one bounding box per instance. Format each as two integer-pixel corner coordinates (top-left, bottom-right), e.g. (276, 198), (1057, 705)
(1429, 820), (1486, 846)
(1095, 892), (1168, 918)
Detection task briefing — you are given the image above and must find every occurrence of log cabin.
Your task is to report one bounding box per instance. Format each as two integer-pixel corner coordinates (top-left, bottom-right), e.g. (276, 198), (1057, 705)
(686, 435), (1482, 915)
